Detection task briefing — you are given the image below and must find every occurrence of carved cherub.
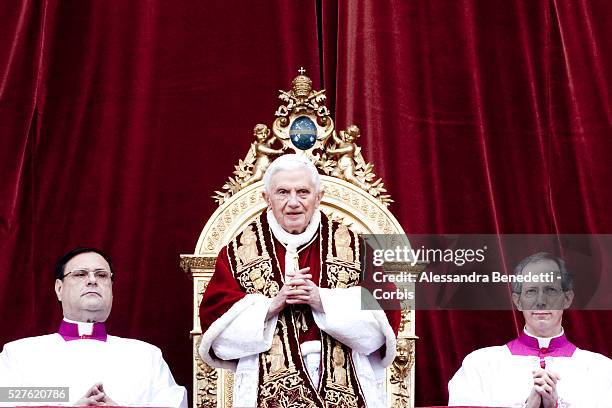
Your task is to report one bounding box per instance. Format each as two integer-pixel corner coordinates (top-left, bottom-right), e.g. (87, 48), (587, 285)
(327, 125), (368, 190)
(391, 337), (413, 382)
(241, 124), (284, 188)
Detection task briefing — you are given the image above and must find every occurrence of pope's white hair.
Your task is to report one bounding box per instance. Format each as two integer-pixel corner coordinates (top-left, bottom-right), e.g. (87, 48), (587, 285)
(263, 154), (321, 193)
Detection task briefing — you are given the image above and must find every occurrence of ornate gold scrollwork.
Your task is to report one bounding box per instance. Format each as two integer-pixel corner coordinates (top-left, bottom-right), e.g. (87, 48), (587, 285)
(213, 69), (392, 207)
(180, 255), (216, 273)
(195, 336), (218, 408)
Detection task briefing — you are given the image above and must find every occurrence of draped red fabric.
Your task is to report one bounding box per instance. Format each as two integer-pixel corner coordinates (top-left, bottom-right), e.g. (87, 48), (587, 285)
(1, 1), (611, 406)
(319, 1), (612, 404)
(0, 0), (320, 402)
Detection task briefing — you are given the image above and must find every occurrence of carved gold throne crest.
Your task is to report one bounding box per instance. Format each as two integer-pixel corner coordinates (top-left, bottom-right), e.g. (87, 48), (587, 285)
(181, 69), (421, 408)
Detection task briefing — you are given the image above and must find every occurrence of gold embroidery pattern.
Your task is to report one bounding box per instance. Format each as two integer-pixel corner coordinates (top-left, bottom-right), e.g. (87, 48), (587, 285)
(325, 219), (362, 289)
(228, 213), (366, 408)
(325, 389), (359, 408)
(233, 218), (270, 273)
(236, 260), (279, 296)
(331, 344), (348, 386)
(327, 264), (360, 289)
(317, 216), (366, 408)
(322, 337), (361, 408)
(259, 315), (319, 408)
(259, 372), (318, 408)
(236, 225), (259, 265)
(334, 224), (354, 263)
(267, 332), (288, 375)
(255, 216), (270, 257)
(326, 219), (361, 269)
(232, 218), (280, 296)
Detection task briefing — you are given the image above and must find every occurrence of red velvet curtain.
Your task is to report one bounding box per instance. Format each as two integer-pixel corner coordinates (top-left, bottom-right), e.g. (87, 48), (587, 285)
(320, 0), (612, 404)
(2, 1), (611, 406)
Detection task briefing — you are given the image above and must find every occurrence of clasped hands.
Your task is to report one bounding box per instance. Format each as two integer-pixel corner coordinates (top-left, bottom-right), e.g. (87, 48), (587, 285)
(524, 369), (560, 408)
(75, 383), (117, 406)
(267, 267), (323, 319)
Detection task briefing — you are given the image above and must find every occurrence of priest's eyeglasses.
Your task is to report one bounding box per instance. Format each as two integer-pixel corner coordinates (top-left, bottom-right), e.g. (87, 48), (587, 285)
(522, 286), (561, 299)
(64, 269), (113, 283)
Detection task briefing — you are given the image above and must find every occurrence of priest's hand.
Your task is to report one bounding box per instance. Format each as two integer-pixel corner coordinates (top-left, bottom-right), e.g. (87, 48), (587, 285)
(533, 369), (560, 408)
(95, 383), (117, 406)
(74, 383), (117, 406)
(523, 387), (541, 408)
(75, 383), (105, 406)
(266, 268), (313, 319)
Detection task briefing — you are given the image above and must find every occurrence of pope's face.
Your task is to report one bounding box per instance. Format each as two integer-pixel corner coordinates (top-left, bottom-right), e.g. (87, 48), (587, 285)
(55, 252), (113, 322)
(263, 168), (323, 234)
(512, 259), (573, 337)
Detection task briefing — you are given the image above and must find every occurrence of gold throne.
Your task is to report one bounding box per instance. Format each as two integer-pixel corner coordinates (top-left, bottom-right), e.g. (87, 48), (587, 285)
(180, 69), (420, 408)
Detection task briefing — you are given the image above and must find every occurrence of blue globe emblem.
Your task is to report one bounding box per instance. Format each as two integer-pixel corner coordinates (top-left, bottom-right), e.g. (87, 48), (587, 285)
(289, 116), (317, 150)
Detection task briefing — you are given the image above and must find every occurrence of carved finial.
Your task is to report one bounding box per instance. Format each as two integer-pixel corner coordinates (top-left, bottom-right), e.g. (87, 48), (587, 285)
(214, 70), (393, 207)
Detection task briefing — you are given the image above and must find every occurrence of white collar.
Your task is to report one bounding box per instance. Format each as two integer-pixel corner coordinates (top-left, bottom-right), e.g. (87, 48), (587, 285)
(63, 317), (94, 336)
(266, 209), (321, 252)
(524, 327), (565, 348)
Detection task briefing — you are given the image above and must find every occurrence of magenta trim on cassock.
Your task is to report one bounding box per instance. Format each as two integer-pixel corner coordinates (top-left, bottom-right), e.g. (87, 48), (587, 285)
(58, 320), (108, 342)
(507, 331), (576, 357)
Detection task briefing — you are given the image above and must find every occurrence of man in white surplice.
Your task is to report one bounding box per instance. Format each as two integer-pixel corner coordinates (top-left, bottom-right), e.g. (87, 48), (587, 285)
(198, 154), (400, 408)
(448, 252), (612, 408)
(0, 247), (187, 408)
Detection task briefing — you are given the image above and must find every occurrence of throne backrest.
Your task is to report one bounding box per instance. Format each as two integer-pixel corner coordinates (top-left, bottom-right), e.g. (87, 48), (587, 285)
(181, 69), (418, 408)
